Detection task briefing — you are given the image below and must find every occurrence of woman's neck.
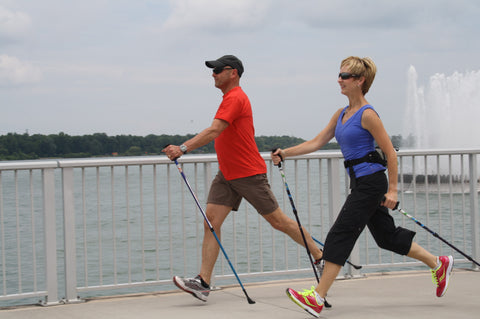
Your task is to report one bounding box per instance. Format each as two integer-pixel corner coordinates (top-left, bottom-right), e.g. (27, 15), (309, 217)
(347, 95), (368, 110)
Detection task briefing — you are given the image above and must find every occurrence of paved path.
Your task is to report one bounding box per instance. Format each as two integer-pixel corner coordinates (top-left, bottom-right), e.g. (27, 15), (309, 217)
(1, 269), (479, 319)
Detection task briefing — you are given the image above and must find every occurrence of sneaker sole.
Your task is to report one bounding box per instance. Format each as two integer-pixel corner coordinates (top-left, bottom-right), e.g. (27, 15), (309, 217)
(173, 276), (208, 302)
(286, 288), (320, 318)
(439, 256), (454, 297)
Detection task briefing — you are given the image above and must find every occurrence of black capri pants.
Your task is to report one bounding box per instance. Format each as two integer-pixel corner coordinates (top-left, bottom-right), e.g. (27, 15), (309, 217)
(323, 170), (416, 266)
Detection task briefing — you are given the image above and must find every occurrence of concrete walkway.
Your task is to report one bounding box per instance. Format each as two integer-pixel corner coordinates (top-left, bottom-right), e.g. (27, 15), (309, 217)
(1, 269), (479, 319)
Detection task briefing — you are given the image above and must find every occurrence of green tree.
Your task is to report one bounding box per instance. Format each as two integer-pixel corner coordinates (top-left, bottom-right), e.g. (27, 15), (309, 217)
(125, 146), (143, 156)
(0, 132), (403, 160)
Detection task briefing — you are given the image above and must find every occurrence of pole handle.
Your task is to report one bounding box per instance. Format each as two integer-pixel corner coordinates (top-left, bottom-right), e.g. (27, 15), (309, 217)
(163, 144), (181, 161)
(382, 196), (400, 210)
(271, 148), (283, 168)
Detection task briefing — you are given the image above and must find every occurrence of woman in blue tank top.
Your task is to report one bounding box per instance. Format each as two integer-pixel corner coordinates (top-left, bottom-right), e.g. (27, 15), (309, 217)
(272, 56), (454, 317)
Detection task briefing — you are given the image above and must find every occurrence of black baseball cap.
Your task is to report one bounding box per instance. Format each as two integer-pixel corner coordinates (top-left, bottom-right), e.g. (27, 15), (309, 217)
(205, 55), (244, 77)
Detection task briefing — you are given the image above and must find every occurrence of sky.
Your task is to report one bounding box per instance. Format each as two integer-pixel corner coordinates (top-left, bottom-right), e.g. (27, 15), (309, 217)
(1, 0), (479, 140)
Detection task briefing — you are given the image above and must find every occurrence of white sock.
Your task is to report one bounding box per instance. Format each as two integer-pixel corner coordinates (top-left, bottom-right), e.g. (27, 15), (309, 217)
(432, 257), (440, 270)
(314, 291), (324, 305)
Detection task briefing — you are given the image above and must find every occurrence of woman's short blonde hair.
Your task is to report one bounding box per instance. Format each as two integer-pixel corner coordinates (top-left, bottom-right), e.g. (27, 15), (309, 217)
(341, 56), (377, 95)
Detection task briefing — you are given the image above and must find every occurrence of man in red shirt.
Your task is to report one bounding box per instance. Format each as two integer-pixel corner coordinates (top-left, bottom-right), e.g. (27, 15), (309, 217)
(163, 55), (323, 302)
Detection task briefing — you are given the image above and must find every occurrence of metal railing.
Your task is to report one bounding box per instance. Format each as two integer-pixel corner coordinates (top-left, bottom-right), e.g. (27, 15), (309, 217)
(0, 149), (479, 307)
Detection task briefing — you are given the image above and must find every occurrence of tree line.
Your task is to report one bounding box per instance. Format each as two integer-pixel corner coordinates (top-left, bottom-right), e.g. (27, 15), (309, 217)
(0, 132), (340, 161)
(0, 132), (407, 161)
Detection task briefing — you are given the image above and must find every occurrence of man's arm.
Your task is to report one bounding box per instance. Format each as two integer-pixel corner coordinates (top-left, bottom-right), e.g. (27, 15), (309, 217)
(162, 119), (228, 160)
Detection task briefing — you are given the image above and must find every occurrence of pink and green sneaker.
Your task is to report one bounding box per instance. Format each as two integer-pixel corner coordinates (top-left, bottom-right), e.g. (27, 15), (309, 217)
(286, 286), (324, 317)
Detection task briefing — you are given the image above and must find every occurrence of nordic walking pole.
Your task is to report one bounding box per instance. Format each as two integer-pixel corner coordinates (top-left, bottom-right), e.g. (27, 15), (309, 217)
(390, 200), (480, 267)
(272, 149), (332, 308)
(311, 237), (362, 270)
(272, 150), (320, 282)
(171, 157), (255, 304)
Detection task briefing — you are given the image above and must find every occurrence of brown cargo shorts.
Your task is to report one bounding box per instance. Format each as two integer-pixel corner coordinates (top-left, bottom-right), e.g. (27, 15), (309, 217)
(207, 171), (279, 215)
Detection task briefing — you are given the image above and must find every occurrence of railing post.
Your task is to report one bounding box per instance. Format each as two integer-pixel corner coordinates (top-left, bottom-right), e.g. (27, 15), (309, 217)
(469, 154), (479, 270)
(203, 162), (214, 285)
(204, 162), (212, 196)
(40, 168), (60, 306)
(327, 158), (361, 277)
(62, 167), (82, 303)
(327, 158), (341, 224)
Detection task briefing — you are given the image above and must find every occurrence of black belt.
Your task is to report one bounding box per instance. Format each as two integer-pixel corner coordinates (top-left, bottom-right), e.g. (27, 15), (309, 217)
(344, 149), (387, 188)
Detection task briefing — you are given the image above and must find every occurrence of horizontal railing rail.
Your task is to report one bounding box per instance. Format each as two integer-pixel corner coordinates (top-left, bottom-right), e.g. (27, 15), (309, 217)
(0, 149), (479, 307)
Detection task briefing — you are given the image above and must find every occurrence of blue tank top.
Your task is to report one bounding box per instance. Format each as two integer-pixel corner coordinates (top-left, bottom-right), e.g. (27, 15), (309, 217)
(335, 105), (386, 178)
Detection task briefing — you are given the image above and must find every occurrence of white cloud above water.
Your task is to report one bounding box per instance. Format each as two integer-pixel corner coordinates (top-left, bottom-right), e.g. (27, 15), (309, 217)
(162, 0), (273, 32)
(0, 54), (42, 86)
(0, 5), (31, 40)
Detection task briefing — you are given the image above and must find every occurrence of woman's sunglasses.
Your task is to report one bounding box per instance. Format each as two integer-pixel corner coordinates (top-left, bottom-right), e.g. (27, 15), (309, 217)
(338, 72), (359, 80)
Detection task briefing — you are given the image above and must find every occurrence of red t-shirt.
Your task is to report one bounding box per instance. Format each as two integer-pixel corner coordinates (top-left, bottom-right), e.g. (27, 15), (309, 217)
(214, 86), (266, 180)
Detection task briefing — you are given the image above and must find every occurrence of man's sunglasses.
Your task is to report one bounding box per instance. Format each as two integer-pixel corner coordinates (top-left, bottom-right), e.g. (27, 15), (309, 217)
(338, 72), (359, 80)
(213, 67), (234, 74)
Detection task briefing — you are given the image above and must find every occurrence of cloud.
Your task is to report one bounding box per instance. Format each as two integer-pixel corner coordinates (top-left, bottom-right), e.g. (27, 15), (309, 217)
(291, 1), (420, 29)
(289, 0), (480, 31)
(0, 5), (32, 40)
(0, 54), (42, 86)
(162, 0), (273, 33)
